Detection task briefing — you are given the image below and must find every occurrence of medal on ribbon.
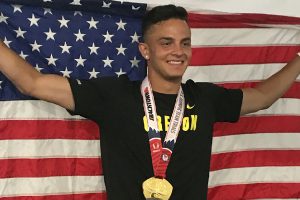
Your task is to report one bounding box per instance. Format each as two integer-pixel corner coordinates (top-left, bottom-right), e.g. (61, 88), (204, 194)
(141, 77), (185, 200)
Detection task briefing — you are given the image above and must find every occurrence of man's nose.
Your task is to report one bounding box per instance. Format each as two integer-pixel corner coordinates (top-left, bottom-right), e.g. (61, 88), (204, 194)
(172, 44), (184, 56)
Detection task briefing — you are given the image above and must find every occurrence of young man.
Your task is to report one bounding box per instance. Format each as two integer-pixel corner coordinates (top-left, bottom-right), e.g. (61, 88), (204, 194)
(1, 4), (300, 200)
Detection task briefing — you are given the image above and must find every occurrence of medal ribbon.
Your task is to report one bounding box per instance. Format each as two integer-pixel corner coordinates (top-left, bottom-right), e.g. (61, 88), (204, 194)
(141, 77), (185, 179)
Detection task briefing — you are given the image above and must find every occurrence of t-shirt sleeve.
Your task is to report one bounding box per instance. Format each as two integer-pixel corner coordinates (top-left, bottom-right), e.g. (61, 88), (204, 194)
(68, 76), (128, 120)
(213, 85), (243, 122)
(192, 81), (243, 122)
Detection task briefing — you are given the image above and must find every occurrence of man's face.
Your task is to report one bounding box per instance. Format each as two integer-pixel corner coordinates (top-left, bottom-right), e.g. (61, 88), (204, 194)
(139, 18), (192, 83)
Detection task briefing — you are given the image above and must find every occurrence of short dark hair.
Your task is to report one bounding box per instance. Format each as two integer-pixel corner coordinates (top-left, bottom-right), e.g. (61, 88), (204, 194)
(141, 4), (188, 41)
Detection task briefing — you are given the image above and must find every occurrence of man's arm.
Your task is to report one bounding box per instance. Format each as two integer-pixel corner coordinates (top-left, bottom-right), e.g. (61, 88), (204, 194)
(0, 40), (75, 111)
(241, 54), (300, 115)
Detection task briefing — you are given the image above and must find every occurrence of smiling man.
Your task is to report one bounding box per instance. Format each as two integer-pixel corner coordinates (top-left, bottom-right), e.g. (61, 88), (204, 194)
(1, 4), (300, 200)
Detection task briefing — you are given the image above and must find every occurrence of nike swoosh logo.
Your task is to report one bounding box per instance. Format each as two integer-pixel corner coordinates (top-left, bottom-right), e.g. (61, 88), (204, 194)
(187, 104), (195, 110)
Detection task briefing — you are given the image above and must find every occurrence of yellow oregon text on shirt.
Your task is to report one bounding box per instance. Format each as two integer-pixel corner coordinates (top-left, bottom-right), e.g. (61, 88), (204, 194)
(143, 115), (198, 132)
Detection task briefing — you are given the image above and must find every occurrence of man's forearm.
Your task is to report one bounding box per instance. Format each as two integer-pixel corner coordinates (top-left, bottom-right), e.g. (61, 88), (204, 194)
(241, 54), (300, 115)
(0, 40), (41, 95)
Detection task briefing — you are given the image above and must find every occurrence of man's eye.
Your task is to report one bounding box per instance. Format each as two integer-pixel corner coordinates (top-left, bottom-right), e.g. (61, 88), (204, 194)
(183, 42), (191, 47)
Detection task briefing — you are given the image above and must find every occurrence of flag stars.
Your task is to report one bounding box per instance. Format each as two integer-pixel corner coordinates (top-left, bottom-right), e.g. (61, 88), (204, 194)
(74, 29), (85, 41)
(44, 28), (56, 40)
(116, 44), (126, 55)
(130, 32), (140, 43)
(102, 1), (112, 8)
(88, 43), (99, 55)
(44, 8), (52, 15)
(75, 55), (86, 67)
(116, 19), (126, 31)
(19, 51), (28, 59)
(115, 68), (126, 77)
(132, 5), (141, 10)
(28, 14), (40, 27)
(102, 31), (114, 43)
(88, 68), (100, 79)
(35, 64), (43, 72)
(12, 4), (23, 13)
(0, 13), (9, 24)
(60, 67), (72, 78)
(60, 42), (72, 54)
(46, 54), (58, 66)
(87, 17), (99, 29)
(70, 0), (81, 5)
(3, 37), (12, 47)
(74, 11), (82, 16)
(43, 0), (52, 2)
(130, 56), (141, 68)
(30, 40), (42, 52)
(58, 16), (70, 28)
(102, 56), (113, 67)
(14, 27), (26, 38)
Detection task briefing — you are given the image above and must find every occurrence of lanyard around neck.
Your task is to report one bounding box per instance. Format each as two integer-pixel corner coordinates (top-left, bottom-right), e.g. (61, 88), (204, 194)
(141, 77), (185, 178)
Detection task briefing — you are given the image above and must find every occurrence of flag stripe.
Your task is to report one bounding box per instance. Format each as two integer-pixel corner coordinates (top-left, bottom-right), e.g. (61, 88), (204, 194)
(0, 101), (83, 120)
(208, 183), (300, 200)
(191, 28), (300, 46)
(183, 63), (287, 83)
(189, 13), (300, 28)
(214, 116), (300, 137)
(0, 120), (99, 140)
(209, 167), (300, 187)
(191, 46), (300, 66)
(0, 140), (101, 158)
(212, 133), (300, 154)
(211, 150), (300, 171)
(0, 193), (107, 200)
(0, 158), (102, 178)
(2, 99), (300, 120)
(218, 82), (300, 99)
(0, 176), (105, 197)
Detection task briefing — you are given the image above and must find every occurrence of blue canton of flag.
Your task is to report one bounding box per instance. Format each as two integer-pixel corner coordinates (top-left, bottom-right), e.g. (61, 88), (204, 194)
(0, 0), (147, 100)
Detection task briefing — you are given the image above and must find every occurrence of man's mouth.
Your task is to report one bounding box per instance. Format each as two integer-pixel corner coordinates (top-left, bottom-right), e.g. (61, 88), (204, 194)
(167, 60), (184, 65)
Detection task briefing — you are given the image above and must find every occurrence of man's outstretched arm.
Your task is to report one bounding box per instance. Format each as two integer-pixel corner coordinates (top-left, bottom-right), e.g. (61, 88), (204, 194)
(0, 40), (75, 111)
(241, 54), (300, 115)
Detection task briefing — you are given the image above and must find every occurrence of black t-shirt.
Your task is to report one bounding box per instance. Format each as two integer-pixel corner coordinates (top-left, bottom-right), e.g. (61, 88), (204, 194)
(68, 75), (243, 200)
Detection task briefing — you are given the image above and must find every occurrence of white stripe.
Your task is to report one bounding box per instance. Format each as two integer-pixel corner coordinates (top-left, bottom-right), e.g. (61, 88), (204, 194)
(0, 139), (101, 158)
(0, 98), (299, 120)
(0, 100), (84, 119)
(191, 28), (300, 46)
(208, 166), (300, 188)
(249, 98), (300, 116)
(0, 176), (105, 197)
(212, 133), (300, 154)
(183, 63), (291, 83)
(120, 0), (300, 18)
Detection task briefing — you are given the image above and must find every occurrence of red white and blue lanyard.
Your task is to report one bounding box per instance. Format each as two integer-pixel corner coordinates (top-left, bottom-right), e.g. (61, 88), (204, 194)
(141, 77), (185, 178)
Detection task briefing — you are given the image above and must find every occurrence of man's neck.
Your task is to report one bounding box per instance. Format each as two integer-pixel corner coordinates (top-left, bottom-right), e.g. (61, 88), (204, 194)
(148, 76), (181, 94)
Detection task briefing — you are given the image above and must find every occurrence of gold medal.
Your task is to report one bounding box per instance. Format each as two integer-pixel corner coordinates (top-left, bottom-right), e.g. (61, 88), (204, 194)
(142, 177), (173, 200)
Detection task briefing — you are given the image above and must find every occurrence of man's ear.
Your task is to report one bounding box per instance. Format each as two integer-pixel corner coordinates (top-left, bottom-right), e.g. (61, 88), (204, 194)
(138, 42), (149, 60)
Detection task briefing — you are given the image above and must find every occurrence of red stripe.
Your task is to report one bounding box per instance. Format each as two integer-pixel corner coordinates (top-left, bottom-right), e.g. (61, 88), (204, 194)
(1, 193), (107, 200)
(0, 120), (99, 140)
(208, 183), (300, 200)
(218, 81), (300, 99)
(189, 13), (300, 28)
(190, 46), (300, 66)
(0, 158), (102, 178)
(210, 150), (300, 171)
(214, 116), (300, 137)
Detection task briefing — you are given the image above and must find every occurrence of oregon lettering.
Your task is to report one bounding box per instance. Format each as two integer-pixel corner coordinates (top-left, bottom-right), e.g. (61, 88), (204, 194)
(143, 115), (198, 132)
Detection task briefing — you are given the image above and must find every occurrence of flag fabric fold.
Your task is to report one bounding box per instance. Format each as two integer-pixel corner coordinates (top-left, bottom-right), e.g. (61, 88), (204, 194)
(1, 0), (300, 199)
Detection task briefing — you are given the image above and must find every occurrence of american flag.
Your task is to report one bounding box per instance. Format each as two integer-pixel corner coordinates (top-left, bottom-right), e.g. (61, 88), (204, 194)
(1, 0), (300, 199)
